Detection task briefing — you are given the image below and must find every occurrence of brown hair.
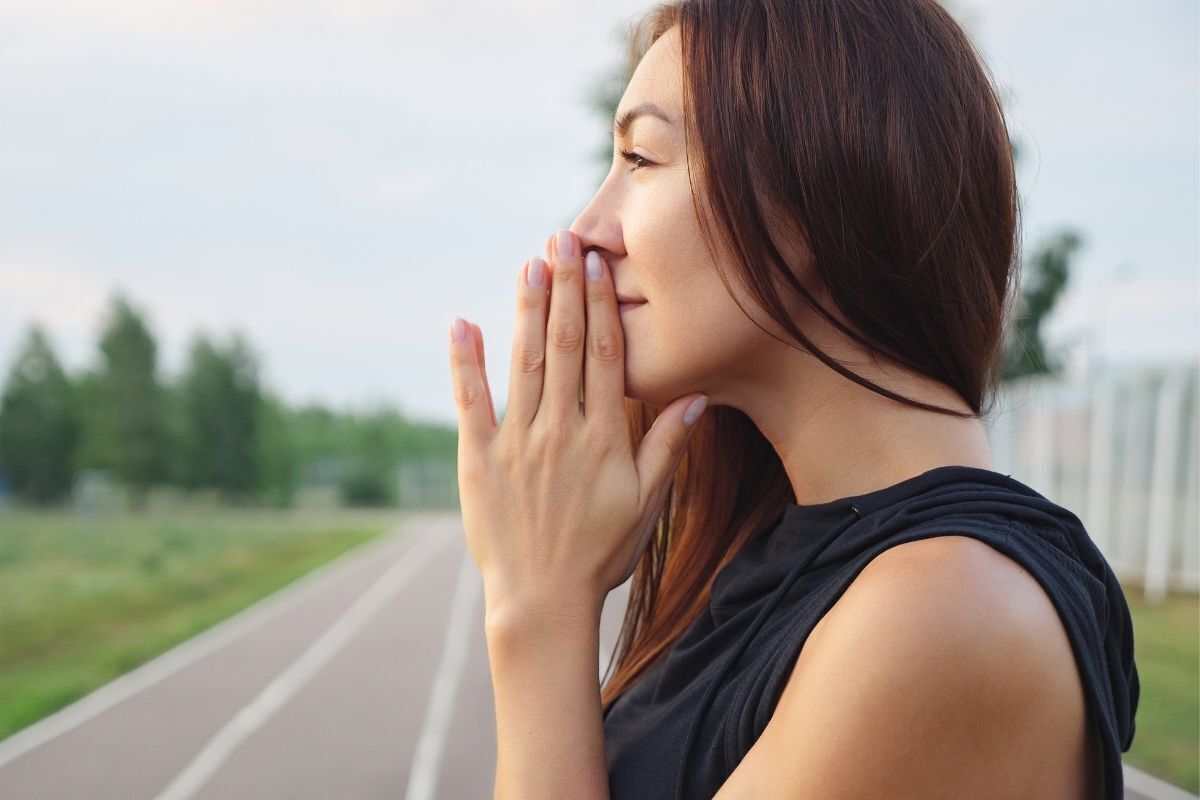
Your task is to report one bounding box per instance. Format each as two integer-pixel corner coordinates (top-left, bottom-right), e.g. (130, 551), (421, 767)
(599, 0), (1022, 711)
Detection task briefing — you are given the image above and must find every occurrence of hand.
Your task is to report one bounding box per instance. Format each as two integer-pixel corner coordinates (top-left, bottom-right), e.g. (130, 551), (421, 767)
(448, 228), (709, 619)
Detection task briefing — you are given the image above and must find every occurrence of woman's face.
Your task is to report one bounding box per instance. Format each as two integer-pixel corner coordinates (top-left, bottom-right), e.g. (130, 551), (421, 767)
(569, 26), (791, 410)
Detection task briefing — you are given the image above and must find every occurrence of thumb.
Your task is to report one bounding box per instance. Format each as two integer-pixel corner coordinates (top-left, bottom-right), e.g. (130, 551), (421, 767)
(634, 393), (709, 501)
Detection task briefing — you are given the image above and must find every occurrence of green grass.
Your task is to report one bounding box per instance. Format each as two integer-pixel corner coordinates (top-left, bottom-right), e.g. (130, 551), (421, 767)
(1121, 583), (1199, 793)
(0, 507), (403, 742)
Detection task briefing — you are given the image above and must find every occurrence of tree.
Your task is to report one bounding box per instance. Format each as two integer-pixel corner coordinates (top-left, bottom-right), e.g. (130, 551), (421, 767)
(0, 326), (80, 504)
(1001, 230), (1081, 379)
(85, 295), (167, 509)
(339, 408), (399, 507)
(177, 333), (263, 500)
(256, 392), (297, 507)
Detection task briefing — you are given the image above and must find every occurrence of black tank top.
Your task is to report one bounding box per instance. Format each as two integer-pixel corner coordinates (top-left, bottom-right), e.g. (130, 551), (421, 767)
(602, 465), (1139, 799)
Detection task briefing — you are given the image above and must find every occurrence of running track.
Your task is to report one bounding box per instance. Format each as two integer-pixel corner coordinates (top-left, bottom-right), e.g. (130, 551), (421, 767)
(0, 512), (1187, 799)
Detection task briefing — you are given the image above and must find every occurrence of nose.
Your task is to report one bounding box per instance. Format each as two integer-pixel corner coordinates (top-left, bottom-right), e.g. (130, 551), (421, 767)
(569, 179), (623, 260)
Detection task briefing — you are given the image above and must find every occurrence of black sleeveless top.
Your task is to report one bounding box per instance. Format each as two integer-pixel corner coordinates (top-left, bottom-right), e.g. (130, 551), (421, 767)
(602, 465), (1139, 799)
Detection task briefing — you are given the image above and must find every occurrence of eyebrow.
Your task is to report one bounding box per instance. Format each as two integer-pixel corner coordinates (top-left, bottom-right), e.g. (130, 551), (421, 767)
(611, 102), (676, 140)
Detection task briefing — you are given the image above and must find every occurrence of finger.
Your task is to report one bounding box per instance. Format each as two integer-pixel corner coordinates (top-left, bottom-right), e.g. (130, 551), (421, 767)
(545, 233), (585, 416)
(505, 256), (548, 429)
(581, 250), (626, 430)
(449, 315), (495, 447)
(539, 229), (586, 423)
(470, 322), (497, 427)
(635, 394), (709, 507)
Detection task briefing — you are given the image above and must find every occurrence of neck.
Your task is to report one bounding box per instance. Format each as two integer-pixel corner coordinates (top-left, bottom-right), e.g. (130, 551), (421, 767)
(728, 339), (994, 507)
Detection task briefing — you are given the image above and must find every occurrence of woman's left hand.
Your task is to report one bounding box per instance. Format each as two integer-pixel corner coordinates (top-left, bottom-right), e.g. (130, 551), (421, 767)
(448, 229), (709, 623)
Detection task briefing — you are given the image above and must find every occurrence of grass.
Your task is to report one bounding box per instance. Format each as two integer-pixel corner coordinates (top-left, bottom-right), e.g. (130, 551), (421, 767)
(1120, 583), (1199, 793)
(0, 506), (403, 742)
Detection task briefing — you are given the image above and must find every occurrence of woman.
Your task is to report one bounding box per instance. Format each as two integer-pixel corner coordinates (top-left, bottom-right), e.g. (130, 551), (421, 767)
(447, 1), (1139, 798)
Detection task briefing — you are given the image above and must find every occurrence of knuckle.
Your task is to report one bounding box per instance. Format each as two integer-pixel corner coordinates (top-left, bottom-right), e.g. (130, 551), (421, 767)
(516, 290), (543, 313)
(554, 262), (581, 284)
(494, 439), (519, 472)
(450, 347), (477, 368)
(663, 427), (689, 455)
(585, 427), (620, 461)
(586, 282), (611, 305)
(514, 346), (544, 375)
(549, 318), (584, 352)
(590, 327), (622, 363)
(533, 420), (572, 452)
(454, 381), (485, 410)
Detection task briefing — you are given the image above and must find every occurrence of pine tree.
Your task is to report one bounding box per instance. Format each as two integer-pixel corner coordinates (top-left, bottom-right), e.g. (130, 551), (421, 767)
(0, 326), (80, 504)
(86, 294), (167, 510)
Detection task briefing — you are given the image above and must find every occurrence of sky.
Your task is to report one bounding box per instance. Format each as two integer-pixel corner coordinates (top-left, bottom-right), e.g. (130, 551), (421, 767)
(0, 0), (1196, 427)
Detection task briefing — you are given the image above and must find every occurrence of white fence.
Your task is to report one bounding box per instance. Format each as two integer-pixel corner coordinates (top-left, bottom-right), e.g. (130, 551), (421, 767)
(985, 359), (1200, 602)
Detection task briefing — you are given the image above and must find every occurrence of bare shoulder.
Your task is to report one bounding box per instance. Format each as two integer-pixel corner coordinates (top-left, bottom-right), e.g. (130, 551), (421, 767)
(712, 534), (1098, 800)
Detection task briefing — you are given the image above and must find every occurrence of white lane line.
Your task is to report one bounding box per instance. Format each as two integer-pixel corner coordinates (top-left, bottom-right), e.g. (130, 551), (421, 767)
(404, 545), (482, 800)
(0, 519), (417, 771)
(1123, 763), (1200, 800)
(154, 526), (452, 800)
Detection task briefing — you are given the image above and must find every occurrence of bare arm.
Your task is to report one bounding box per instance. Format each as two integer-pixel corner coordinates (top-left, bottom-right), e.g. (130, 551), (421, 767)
(485, 592), (610, 800)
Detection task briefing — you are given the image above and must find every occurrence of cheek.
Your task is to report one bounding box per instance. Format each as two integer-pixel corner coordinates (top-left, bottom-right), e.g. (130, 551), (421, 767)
(618, 171), (768, 402)
(624, 177), (702, 273)
(621, 286), (762, 405)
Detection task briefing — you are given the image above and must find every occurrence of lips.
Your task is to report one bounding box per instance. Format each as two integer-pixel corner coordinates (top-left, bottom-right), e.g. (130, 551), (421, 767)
(616, 294), (646, 304)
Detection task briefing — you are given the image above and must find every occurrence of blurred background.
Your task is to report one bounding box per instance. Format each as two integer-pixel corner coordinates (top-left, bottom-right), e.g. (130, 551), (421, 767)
(0, 0), (1195, 797)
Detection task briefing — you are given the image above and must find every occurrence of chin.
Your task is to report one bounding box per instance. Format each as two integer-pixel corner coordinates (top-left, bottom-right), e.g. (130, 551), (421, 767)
(620, 368), (659, 408)
(622, 358), (693, 411)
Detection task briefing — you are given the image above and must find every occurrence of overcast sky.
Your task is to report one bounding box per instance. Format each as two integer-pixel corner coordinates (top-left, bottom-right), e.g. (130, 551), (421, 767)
(0, 0), (1196, 426)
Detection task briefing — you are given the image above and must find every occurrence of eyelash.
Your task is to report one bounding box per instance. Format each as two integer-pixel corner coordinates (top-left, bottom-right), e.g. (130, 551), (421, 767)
(618, 147), (653, 172)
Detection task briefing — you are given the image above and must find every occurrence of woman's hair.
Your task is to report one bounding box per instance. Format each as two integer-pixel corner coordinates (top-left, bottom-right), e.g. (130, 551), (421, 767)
(600, 0), (1022, 710)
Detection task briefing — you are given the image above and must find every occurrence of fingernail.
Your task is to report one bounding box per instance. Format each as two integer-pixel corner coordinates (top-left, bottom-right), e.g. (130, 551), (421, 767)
(556, 229), (576, 260)
(451, 316), (468, 343)
(527, 256), (545, 287)
(585, 251), (603, 282)
(683, 395), (709, 427)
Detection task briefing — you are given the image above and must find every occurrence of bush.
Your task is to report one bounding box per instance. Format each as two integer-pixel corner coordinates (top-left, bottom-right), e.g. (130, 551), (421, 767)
(339, 465), (394, 507)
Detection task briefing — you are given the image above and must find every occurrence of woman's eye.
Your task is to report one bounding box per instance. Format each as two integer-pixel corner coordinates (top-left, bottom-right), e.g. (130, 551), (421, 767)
(618, 148), (653, 172)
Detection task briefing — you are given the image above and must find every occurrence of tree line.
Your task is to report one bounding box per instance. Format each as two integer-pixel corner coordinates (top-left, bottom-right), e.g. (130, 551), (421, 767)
(0, 293), (456, 509)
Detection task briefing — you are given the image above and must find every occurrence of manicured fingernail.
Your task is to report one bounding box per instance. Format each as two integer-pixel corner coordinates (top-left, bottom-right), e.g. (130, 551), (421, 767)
(585, 251), (603, 282)
(451, 316), (468, 343)
(556, 229), (576, 260)
(527, 256), (545, 287)
(683, 395), (709, 427)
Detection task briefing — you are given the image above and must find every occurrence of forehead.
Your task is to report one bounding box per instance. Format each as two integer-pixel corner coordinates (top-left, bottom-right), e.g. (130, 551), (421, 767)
(618, 26), (683, 122)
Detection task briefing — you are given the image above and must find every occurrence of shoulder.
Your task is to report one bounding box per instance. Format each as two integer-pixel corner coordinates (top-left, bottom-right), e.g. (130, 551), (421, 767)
(805, 535), (1077, 684)
(713, 534), (1091, 799)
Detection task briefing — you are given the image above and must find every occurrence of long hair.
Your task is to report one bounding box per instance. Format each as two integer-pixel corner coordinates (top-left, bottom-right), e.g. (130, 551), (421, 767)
(599, 0), (1023, 711)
